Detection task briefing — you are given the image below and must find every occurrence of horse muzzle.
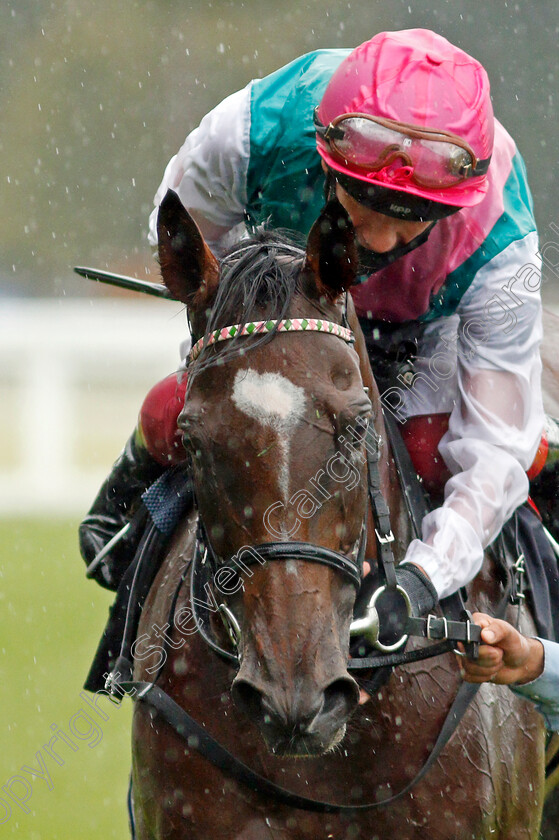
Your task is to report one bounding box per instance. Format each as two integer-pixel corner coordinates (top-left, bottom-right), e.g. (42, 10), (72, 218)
(231, 665), (360, 756)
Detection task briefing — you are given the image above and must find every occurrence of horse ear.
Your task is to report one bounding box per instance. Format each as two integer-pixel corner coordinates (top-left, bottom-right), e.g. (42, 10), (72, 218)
(302, 200), (359, 302)
(157, 189), (220, 312)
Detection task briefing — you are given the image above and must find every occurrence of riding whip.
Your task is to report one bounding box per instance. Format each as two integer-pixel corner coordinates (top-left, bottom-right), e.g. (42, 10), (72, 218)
(74, 266), (177, 300)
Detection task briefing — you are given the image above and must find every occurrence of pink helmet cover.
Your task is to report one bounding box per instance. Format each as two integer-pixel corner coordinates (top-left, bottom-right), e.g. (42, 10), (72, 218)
(317, 29), (494, 207)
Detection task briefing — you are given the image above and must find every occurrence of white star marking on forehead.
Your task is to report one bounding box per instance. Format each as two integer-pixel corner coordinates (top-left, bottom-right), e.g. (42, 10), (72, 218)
(232, 369), (307, 511)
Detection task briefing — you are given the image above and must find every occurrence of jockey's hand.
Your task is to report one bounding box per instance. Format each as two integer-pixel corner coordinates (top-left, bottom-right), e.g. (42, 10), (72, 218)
(396, 563), (438, 614)
(457, 612), (544, 686)
(358, 564), (437, 704)
(374, 564), (438, 646)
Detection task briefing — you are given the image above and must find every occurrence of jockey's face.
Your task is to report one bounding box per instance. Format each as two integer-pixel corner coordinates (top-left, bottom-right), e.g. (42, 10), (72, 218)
(334, 183), (432, 255)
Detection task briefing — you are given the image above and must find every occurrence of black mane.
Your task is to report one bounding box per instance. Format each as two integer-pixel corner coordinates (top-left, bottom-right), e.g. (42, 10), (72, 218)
(193, 227), (306, 370)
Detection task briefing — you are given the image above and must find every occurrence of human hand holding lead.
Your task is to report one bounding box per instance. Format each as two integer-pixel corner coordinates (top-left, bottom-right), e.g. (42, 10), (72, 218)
(458, 612), (545, 686)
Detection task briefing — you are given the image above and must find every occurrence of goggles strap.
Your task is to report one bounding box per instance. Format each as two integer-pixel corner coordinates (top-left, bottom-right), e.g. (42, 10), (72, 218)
(324, 168), (337, 204)
(333, 170), (461, 222)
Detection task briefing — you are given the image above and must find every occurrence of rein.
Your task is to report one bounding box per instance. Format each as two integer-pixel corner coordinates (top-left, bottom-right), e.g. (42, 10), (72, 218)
(122, 676), (481, 813)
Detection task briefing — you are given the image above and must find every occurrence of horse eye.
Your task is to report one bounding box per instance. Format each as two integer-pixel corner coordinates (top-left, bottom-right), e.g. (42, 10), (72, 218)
(179, 415), (197, 451)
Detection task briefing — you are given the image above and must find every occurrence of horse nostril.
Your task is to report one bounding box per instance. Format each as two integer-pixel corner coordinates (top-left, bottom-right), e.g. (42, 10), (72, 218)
(323, 677), (360, 719)
(231, 679), (264, 720)
(232, 674), (359, 741)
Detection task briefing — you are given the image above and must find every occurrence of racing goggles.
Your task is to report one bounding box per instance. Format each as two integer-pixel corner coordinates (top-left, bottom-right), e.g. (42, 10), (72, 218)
(314, 109), (491, 188)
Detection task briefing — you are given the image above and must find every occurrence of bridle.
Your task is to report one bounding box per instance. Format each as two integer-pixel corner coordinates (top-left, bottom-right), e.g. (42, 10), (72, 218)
(190, 510), (368, 668)
(189, 315), (353, 362)
(185, 310), (481, 665)
(187, 311), (374, 663)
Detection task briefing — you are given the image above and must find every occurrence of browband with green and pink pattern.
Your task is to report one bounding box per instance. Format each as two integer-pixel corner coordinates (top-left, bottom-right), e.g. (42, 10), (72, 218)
(189, 318), (354, 362)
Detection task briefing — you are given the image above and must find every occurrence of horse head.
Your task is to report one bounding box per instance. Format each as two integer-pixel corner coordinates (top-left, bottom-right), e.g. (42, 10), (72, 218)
(157, 190), (375, 756)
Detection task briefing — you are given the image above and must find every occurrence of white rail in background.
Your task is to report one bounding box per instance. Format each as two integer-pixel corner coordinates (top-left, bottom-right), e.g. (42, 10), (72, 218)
(0, 299), (188, 515)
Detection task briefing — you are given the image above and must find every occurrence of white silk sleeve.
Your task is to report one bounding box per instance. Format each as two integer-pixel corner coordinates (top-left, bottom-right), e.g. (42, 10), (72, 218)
(148, 84), (252, 249)
(403, 232), (545, 598)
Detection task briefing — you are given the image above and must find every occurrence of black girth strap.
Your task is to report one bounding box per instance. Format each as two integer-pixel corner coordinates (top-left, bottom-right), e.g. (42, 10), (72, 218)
(122, 678), (481, 813)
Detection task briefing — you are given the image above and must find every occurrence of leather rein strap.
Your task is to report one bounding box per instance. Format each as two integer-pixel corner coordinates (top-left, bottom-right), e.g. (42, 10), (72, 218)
(124, 577), (509, 813)
(122, 676), (481, 812)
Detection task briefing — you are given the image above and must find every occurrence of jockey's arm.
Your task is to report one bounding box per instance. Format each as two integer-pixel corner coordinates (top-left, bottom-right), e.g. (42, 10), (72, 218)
(148, 86), (252, 254)
(403, 232), (545, 599)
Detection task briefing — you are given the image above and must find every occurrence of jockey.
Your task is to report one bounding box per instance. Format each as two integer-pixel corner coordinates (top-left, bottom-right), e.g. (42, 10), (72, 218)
(80, 30), (549, 628)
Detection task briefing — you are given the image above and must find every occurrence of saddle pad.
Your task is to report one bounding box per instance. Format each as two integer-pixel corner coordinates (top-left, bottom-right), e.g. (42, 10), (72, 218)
(142, 464), (194, 536)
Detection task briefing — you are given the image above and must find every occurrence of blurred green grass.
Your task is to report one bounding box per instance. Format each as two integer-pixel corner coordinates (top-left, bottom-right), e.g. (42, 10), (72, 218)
(0, 518), (132, 839)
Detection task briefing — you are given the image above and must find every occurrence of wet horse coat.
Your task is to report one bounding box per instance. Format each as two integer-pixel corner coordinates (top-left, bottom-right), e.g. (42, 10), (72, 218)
(130, 191), (545, 839)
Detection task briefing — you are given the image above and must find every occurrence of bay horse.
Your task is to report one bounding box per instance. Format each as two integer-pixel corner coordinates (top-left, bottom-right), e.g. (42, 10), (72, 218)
(129, 190), (545, 839)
